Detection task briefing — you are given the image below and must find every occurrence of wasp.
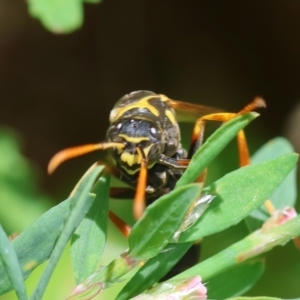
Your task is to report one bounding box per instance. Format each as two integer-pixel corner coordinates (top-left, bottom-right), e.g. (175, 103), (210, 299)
(48, 90), (265, 226)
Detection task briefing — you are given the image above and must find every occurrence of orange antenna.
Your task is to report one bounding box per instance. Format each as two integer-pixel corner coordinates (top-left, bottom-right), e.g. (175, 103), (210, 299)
(48, 142), (125, 174)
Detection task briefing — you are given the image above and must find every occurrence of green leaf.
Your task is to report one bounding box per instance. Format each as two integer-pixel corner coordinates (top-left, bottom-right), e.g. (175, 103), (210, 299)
(70, 174), (110, 283)
(28, 0), (83, 33)
(0, 163), (104, 295)
(128, 184), (202, 259)
(206, 260), (265, 298)
(173, 214), (300, 282)
(0, 200), (68, 294)
(0, 224), (27, 300)
(252, 137), (297, 208)
(179, 153), (298, 242)
(30, 164), (104, 300)
(83, 0), (101, 3)
(116, 242), (193, 300)
(128, 276), (207, 299)
(246, 138), (297, 231)
(0, 129), (51, 232)
(228, 297), (282, 300)
(176, 112), (258, 188)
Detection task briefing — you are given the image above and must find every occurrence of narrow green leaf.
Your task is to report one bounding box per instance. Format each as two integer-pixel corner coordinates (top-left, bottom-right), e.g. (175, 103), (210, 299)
(252, 137), (297, 207)
(70, 174), (110, 283)
(0, 129), (52, 232)
(176, 112), (258, 188)
(246, 138), (297, 231)
(128, 184), (202, 259)
(129, 276), (207, 299)
(66, 250), (139, 298)
(173, 215), (300, 282)
(179, 153), (298, 242)
(83, 0), (101, 3)
(28, 0), (83, 33)
(30, 164), (104, 300)
(0, 224), (27, 300)
(228, 297), (282, 300)
(0, 164), (104, 294)
(116, 242), (193, 300)
(0, 200), (71, 294)
(206, 260), (265, 298)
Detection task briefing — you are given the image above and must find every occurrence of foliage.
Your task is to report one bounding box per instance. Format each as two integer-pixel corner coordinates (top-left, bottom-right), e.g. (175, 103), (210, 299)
(0, 113), (299, 299)
(27, 0), (101, 33)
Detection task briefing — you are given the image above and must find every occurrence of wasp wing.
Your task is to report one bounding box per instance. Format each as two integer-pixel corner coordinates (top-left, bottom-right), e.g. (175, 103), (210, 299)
(167, 99), (222, 123)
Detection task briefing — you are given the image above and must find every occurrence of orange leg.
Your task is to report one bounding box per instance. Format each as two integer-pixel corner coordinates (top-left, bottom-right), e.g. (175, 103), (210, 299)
(108, 211), (132, 238)
(188, 97), (266, 158)
(108, 149), (148, 234)
(158, 155), (190, 170)
(133, 147), (149, 220)
(188, 97), (275, 214)
(237, 130), (275, 214)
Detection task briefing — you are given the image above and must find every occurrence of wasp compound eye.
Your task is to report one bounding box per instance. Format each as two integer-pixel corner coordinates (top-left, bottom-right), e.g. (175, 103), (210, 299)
(149, 126), (161, 139)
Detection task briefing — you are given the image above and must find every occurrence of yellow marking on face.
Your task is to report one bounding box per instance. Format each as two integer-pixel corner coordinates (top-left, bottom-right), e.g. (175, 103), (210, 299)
(120, 145), (153, 167)
(120, 152), (141, 167)
(121, 160), (156, 175)
(120, 144), (153, 174)
(118, 134), (150, 143)
(111, 96), (160, 122)
(165, 109), (177, 125)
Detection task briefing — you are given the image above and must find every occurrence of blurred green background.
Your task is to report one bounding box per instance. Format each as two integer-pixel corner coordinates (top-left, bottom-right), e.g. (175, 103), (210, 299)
(1, 0), (300, 299)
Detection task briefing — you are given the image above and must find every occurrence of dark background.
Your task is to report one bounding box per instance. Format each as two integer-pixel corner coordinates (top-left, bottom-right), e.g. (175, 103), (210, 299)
(2, 0), (300, 181)
(1, 0), (300, 297)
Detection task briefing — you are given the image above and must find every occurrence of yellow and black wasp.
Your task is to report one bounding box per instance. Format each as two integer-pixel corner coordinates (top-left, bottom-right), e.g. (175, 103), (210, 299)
(48, 90), (265, 231)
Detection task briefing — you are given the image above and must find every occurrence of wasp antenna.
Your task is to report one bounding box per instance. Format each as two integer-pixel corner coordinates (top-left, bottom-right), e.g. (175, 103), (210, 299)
(48, 144), (103, 174)
(48, 142), (124, 174)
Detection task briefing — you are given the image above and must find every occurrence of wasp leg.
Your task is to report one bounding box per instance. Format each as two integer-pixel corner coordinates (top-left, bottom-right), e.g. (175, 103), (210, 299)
(110, 187), (135, 199)
(188, 97), (265, 162)
(236, 130), (274, 214)
(158, 154), (207, 185)
(188, 97), (266, 157)
(188, 97), (276, 214)
(236, 129), (250, 167)
(158, 155), (190, 170)
(109, 211), (132, 238)
(133, 147), (149, 219)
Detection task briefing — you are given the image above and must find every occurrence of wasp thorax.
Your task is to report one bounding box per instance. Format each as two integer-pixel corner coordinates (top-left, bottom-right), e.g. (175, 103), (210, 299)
(106, 118), (165, 175)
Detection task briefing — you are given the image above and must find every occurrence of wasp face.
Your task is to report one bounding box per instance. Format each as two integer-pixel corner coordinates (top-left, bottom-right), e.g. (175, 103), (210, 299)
(106, 118), (165, 176)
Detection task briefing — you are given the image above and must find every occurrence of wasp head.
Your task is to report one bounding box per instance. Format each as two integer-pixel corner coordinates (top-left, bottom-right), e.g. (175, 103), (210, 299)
(106, 118), (164, 176)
